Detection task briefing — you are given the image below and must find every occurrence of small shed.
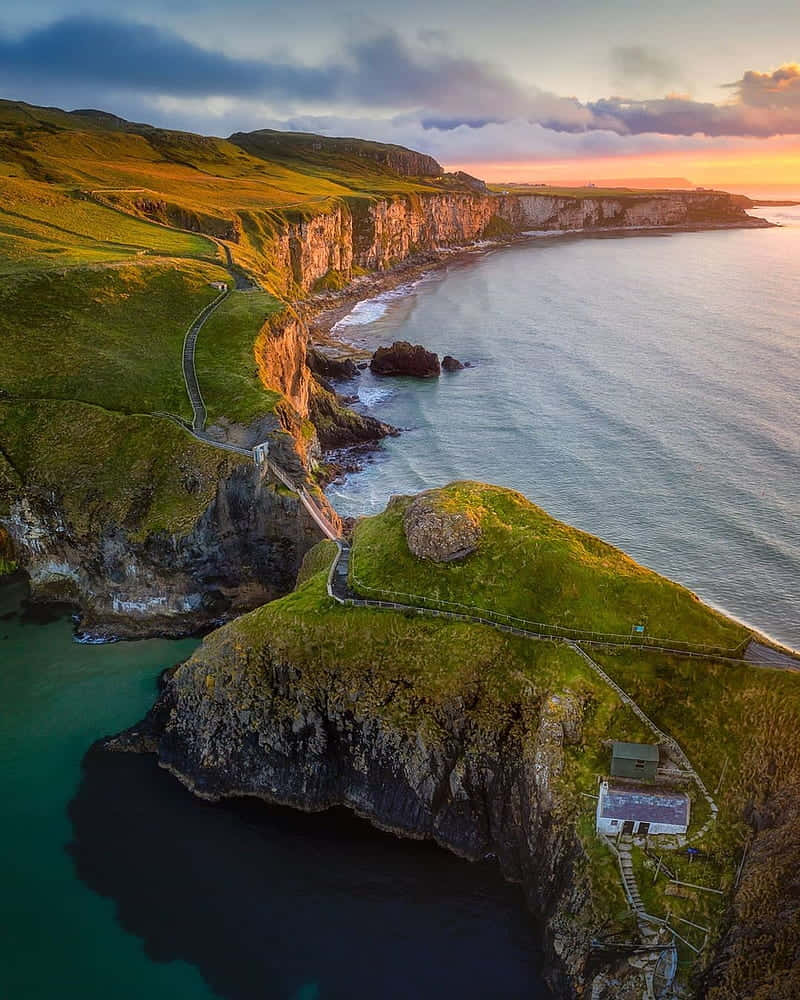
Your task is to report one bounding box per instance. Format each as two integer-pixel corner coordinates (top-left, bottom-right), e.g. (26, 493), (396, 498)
(611, 741), (659, 781)
(596, 781), (690, 837)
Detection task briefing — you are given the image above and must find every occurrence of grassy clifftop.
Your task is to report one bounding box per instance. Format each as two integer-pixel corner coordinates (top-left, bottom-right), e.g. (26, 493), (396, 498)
(0, 99), (450, 290)
(350, 482), (750, 651)
(177, 495), (800, 991)
(0, 398), (244, 538)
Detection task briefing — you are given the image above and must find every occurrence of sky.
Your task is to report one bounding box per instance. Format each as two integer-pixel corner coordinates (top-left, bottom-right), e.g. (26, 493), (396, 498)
(1, 0), (799, 188)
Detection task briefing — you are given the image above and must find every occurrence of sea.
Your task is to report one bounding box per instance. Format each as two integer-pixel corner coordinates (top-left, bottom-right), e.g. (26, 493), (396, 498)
(327, 204), (800, 652)
(2, 203), (798, 999)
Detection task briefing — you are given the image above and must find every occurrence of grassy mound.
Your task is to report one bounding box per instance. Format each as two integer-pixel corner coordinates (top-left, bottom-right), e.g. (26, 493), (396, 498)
(202, 541), (639, 744)
(350, 482), (750, 651)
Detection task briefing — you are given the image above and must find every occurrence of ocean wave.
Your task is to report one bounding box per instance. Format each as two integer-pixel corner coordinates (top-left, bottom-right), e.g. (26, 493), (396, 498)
(358, 383), (394, 406)
(330, 279), (429, 332)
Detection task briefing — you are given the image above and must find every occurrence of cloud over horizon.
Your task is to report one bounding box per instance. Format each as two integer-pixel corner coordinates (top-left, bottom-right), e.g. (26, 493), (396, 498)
(1, 14), (799, 166)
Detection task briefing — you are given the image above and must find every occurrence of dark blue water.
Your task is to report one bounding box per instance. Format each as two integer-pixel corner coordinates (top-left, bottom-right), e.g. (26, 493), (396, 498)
(0, 576), (550, 999)
(328, 207), (800, 650)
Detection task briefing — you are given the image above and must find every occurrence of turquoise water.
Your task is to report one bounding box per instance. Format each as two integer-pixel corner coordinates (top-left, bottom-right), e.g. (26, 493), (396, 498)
(0, 576), (211, 999)
(1, 576), (549, 998)
(328, 207), (800, 649)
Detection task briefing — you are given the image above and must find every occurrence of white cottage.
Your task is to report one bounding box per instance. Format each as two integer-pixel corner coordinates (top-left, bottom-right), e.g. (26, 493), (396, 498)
(596, 781), (690, 837)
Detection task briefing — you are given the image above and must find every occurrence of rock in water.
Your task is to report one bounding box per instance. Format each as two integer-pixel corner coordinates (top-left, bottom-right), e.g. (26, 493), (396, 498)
(403, 491), (481, 562)
(307, 347), (360, 380)
(370, 341), (440, 378)
(441, 355), (464, 371)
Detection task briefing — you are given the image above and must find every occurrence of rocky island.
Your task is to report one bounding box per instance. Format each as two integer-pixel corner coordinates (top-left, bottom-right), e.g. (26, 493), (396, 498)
(109, 481), (800, 999)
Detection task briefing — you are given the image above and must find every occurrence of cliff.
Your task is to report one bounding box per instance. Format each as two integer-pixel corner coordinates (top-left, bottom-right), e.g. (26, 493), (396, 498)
(0, 401), (338, 639)
(230, 129), (443, 178)
(260, 188), (766, 296)
(108, 484), (800, 998)
(108, 560), (606, 997)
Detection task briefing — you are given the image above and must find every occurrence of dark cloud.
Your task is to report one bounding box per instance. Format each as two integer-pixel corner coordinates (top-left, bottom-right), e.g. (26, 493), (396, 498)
(0, 16), (336, 98)
(585, 93), (800, 137)
(0, 15), (530, 115)
(1, 16), (799, 142)
(611, 46), (678, 88)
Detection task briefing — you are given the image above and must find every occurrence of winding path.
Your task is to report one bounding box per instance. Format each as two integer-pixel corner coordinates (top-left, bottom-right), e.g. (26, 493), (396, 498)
(181, 287), (230, 432)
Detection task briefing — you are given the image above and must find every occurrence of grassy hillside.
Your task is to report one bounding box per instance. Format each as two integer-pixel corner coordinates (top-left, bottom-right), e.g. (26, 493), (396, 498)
(0, 260), (229, 419)
(0, 99), (447, 291)
(0, 398), (244, 538)
(195, 534), (800, 984)
(350, 482), (750, 651)
(195, 290), (285, 426)
(0, 176), (216, 275)
(0, 100), (455, 544)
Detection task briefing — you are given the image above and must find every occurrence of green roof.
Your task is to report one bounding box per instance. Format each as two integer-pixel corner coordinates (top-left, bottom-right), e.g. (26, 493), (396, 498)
(612, 741), (659, 761)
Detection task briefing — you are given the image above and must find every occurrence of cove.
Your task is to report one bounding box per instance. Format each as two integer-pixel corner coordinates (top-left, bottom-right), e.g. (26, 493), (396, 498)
(0, 575), (551, 999)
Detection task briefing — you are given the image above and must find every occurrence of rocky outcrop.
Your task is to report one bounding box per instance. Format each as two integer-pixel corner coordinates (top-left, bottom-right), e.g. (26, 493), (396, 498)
(371, 341), (441, 377)
(254, 309), (313, 417)
(308, 381), (397, 450)
(2, 457), (337, 639)
(307, 348), (360, 381)
(108, 625), (595, 997)
(441, 355), (464, 371)
(701, 783), (800, 999)
(403, 490), (482, 562)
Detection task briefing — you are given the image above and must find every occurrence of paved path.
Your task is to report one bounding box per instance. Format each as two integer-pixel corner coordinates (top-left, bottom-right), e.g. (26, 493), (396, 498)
(181, 287), (230, 432)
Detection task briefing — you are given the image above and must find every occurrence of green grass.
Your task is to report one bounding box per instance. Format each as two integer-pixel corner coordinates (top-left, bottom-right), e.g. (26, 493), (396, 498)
(0, 99), (455, 295)
(0, 260), (229, 419)
(350, 482), (750, 651)
(0, 398), (246, 538)
(194, 290), (285, 425)
(0, 178), (217, 275)
(590, 646), (800, 847)
(233, 545), (594, 698)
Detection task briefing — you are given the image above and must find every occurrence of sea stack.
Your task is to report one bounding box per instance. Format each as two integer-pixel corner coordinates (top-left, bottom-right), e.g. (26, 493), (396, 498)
(370, 341), (441, 377)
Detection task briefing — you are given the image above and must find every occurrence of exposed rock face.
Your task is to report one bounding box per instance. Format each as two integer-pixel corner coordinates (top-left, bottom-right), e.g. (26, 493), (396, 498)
(441, 355), (464, 371)
(403, 491), (482, 562)
(254, 309), (312, 417)
(701, 783), (800, 999)
(262, 189), (765, 296)
(108, 630), (594, 997)
(308, 381), (397, 450)
(3, 460), (338, 639)
(371, 341), (441, 378)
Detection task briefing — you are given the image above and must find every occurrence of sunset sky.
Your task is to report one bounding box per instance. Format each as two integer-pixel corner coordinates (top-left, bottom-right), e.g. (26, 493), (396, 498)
(1, 0), (799, 189)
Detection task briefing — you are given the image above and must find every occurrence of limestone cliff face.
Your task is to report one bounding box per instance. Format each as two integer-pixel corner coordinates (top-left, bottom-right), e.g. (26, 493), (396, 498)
(507, 190), (750, 230)
(254, 309), (313, 417)
(272, 188), (759, 293)
(111, 626), (595, 997)
(269, 210), (355, 294)
(3, 460), (331, 639)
